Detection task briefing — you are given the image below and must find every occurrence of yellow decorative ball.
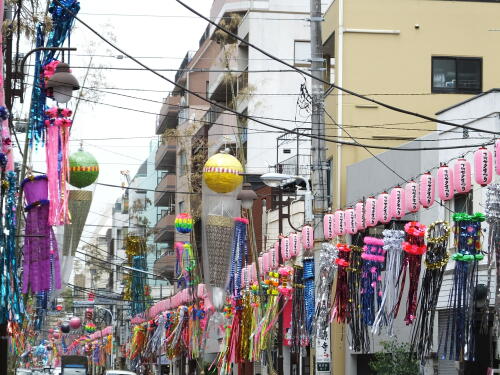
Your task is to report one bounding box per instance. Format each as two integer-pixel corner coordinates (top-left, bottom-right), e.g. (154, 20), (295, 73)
(203, 153), (243, 193)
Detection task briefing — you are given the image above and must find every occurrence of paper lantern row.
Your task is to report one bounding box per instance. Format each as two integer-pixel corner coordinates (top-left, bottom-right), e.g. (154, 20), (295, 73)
(324, 146), (497, 238)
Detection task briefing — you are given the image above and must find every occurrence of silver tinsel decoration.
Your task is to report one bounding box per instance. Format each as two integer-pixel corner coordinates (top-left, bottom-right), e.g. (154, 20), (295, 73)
(372, 229), (405, 335)
(312, 242), (338, 343)
(485, 184), (500, 330)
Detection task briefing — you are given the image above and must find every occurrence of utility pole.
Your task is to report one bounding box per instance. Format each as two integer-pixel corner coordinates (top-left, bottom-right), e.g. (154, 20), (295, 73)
(309, 0), (331, 375)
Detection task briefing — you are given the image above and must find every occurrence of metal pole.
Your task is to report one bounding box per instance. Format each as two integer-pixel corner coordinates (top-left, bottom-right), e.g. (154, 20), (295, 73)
(309, 0), (330, 374)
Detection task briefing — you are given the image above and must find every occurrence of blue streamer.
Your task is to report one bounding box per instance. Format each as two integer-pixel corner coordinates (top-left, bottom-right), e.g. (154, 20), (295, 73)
(303, 256), (315, 335)
(227, 218), (248, 300)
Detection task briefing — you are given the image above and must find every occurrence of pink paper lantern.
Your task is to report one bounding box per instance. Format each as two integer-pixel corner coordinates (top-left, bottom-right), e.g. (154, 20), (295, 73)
(454, 158), (471, 194)
(289, 232), (301, 257)
(241, 266), (249, 288)
(250, 263), (257, 283)
(302, 225), (314, 249)
(365, 197), (377, 227)
(376, 193), (391, 224)
(496, 140), (500, 175)
(389, 187), (405, 219)
(437, 165), (454, 201)
(281, 236), (291, 261)
(323, 213), (336, 240)
(69, 317), (81, 330)
(258, 256), (263, 278)
(419, 173), (435, 208)
(474, 147), (492, 186)
(334, 210), (346, 235)
(270, 242), (279, 269)
(405, 181), (419, 213)
(344, 208), (357, 235)
(355, 202), (366, 231)
(262, 252), (270, 273)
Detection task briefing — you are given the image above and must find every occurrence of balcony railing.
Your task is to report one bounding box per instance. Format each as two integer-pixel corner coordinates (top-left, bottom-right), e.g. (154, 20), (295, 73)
(274, 154), (312, 179)
(155, 173), (176, 207)
(156, 95), (181, 134)
(155, 138), (177, 171)
(153, 251), (176, 278)
(154, 213), (175, 243)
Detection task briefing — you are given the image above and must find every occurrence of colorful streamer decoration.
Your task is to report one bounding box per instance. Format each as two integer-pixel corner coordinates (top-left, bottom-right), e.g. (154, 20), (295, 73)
(175, 213), (193, 233)
(361, 237), (385, 326)
(332, 243), (351, 323)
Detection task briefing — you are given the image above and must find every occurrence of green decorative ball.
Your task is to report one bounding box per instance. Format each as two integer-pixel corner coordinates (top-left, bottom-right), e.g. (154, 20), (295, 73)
(69, 150), (99, 188)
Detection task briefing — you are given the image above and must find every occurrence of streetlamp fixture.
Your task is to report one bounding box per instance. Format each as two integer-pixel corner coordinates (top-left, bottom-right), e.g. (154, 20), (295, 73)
(46, 62), (80, 103)
(236, 182), (258, 209)
(260, 172), (314, 223)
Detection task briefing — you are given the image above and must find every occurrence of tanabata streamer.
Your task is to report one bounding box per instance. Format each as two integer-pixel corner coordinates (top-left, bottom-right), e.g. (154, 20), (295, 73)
(411, 221), (450, 363)
(486, 185), (500, 332)
(361, 237), (385, 326)
(332, 243), (351, 323)
(348, 246), (369, 353)
(393, 221), (426, 325)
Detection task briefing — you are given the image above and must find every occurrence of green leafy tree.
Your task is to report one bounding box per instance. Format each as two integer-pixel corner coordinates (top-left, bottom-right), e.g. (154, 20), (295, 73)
(369, 339), (419, 375)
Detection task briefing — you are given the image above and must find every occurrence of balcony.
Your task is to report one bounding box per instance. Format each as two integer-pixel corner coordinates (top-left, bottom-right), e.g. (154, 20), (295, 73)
(208, 45), (247, 102)
(153, 251), (176, 279)
(275, 154), (312, 179)
(207, 109), (238, 155)
(155, 173), (176, 206)
(156, 95), (181, 135)
(154, 213), (175, 243)
(155, 137), (177, 170)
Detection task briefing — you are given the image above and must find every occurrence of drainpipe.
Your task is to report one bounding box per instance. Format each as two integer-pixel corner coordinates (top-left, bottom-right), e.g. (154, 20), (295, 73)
(336, 0), (344, 210)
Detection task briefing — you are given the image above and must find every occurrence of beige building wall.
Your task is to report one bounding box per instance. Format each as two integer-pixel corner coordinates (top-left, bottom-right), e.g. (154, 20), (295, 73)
(323, 0), (500, 209)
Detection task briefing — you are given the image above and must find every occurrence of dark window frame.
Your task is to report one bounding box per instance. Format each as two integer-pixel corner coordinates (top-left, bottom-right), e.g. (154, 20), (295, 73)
(431, 56), (482, 94)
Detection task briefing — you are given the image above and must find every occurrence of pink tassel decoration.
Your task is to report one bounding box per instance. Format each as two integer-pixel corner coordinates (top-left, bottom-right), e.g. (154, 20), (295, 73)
(405, 181), (419, 213)
(323, 213), (336, 240)
(302, 225), (314, 250)
(437, 165), (454, 201)
(334, 210), (346, 235)
(376, 192), (391, 224)
(289, 232), (301, 257)
(365, 197), (377, 227)
(345, 208), (357, 235)
(419, 173), (435, 208)
(355, 202), (366, 231)
(454, 158), (471, 194)
(281, 236), (291, 261)
(474, 147), (492, 186)
(389, 187), (405, 219)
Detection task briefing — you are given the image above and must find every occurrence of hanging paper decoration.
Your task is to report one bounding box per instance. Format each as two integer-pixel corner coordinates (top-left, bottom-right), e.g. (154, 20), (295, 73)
(22, 175), (61, 294)
(419, 173), (435, 208)
(302, 225), (314, 250)
(270, 242), (279, 270)
(258, 256), (263, 279)
(175, 213), (193, 233)
(453, 158), (471, 194)
(410, 221), (450, 362)
(68, 149), (99, 188)
(437, 165), (454, 201)
(376, 192), (391, 224)
(289, 232), (301, 257)
(360, 237), (385, 326)
(303, 257), (315, 335)
(291, 265), (306, 354)
(202, 152), (243, 193)
(45, 107), (72, 225)
(389, 187), (405, 219)
(372, 230), (405, 335)
(334, 210), (346, 235)
(474, 147), (492, 186)
(365, 197), (377, 227)
(441, 213), (485, 361)
(405, 181), (420, 213)
(281, 236), (291, 261)
(486, 185), (500, 337)
(345, 208), (357, 235)
(355, 202), (366, 231)
(69, 316), (81, 330)
(323, 213), (336, 240)
(393, 222), (427, 325)
(262, 252), (270, 274)
(331, 243), (350, 323)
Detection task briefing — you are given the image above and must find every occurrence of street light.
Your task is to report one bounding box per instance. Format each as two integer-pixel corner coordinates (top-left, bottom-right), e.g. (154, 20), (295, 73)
(46, 62), (80, 103)
(236, 182), (258, 209)
(260, 172), (314, 223)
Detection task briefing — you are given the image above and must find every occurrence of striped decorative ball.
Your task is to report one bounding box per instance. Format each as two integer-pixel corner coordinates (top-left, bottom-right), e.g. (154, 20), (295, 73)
(69, 150), (99, 188)
(202, 153), (243, 193)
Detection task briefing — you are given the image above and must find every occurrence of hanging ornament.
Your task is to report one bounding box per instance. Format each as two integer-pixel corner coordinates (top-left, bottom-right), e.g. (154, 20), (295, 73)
(437, 165), (454, 201)
(365, 197), (377, 227)
(270, 241), (279, 270)
(334, 210), (346, 235)
(345, 208), (357, 235)
(60, 322), (70, 334)
(410, 221), (450, 362)
(302, 225), (314, 250)
(376, 193), (391, 224)
(361, 237), (385, 326)
(474, 147), (492, 186)
(389, 187), (405, 219)
(289, 232), (301, 258)
(323, 213), (336, 240)
(393, 222), (427, 325)
(405, 181), (420, 213)
(262, 252), (270, 274)
(372, 230), (405, 335)
(355, 202), (366, 231)
(69, 316), (81, 330)
(84, 322), (96, 334)
(332, 243), (350, 323)
(453, 158), (471, 194)
(419, 173), (435, 208)
(303, 256), (315, 336)
(68, 149), (99, 188)
(441, 213), (485, 361)
(202, 152), (243, 193)
(175, 213), (193, 233)
(281, 236), (291, 261)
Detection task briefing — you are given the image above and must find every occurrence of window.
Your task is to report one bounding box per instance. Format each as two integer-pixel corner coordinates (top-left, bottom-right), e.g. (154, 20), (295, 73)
(454, 191), (473, 214)
(178, 201), (185, 213)
(179, 150), (188, 176)
(432, 57), (482, 94)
